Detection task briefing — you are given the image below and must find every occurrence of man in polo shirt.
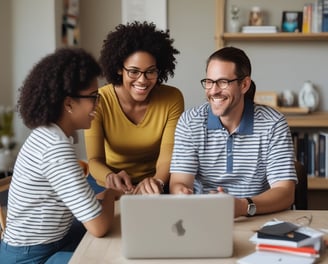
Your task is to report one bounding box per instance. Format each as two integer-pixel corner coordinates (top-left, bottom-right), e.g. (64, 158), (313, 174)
(170, 47), (297, 218)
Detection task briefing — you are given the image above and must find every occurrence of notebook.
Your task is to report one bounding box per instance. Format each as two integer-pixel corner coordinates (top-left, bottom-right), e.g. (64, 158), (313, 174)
(120, 193), (234, 259)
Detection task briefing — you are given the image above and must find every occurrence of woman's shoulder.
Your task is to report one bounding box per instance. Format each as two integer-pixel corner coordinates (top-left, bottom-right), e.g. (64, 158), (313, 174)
(153, 84), (184, 100)
(99, 84), (114, 96)
(158, 84), (181, 93)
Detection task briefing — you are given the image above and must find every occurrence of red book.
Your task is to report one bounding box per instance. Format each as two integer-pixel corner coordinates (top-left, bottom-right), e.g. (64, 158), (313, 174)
(256, 244), (319, 258)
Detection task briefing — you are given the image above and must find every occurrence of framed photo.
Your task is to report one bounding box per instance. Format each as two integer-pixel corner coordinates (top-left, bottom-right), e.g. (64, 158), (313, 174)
(62, 0), (80, 46)
(281, 11), (303, 32)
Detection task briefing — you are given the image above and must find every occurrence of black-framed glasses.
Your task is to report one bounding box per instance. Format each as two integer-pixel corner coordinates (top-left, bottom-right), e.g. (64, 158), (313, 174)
(122, 66), (159, 80)
(200, 78), (243, 90)
(69, 93), (100, 105)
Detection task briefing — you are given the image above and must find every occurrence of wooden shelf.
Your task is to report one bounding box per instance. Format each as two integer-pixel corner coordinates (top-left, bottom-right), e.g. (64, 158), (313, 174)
(308, 177), (328, 190)
(285, 112), (328, 128)
(222, 32), (328, 41)
(0, 176), (11, 192)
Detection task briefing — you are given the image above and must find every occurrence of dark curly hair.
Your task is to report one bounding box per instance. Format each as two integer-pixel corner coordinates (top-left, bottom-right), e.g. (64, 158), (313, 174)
(17, 47), (101, 129)
(99, 21), (179, 85)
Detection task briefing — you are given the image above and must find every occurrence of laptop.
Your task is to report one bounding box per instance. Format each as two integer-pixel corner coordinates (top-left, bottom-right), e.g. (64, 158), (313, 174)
(120, 193), (234, 259)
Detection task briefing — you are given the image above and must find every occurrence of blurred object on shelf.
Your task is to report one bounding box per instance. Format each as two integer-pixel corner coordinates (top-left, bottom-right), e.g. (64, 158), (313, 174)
(298, 81), (319, 112)
(229, 5), (241, 33)
(0, 106), (14, 136)
(282, 11), (303, 32)
(280, 90), (295, 107)
(249, 6), (263, 26)
(254, 91), (278, 108)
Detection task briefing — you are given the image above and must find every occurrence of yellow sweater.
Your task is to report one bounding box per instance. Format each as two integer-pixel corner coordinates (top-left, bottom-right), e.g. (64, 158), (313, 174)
(84, 84), (184, 186)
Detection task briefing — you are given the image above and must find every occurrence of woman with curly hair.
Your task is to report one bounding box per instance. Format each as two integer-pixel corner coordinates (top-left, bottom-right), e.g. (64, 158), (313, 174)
(0, 48), (121, 263)
(85, 21), (184, 195)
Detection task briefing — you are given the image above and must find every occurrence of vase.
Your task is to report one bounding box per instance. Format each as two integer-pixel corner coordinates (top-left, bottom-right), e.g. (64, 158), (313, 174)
(298, 81), (319, 111)
(230, 19), (240, 33)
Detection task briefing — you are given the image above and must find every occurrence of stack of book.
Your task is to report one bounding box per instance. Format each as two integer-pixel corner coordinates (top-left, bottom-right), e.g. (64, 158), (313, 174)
(302, 0), (328, 33)
(241, 26), (278, 33)
(238, 221), (324, 263)
(292, 131), (328, 177)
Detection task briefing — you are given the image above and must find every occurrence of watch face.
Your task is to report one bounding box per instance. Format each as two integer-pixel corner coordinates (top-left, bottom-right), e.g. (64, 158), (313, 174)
(248, 204), (256, 216)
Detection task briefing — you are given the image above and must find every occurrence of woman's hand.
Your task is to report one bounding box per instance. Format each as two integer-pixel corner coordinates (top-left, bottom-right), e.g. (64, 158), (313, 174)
(133, 177), (165, 194)
(105, 170), (134, 193)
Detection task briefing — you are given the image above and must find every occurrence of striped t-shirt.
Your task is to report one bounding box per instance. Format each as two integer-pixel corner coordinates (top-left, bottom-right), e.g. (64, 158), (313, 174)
(170, 100), (297, 196)
(4, 124), (101, 246)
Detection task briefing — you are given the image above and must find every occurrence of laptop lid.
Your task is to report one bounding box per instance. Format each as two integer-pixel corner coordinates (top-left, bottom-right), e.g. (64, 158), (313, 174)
(120, 193), (234, 259)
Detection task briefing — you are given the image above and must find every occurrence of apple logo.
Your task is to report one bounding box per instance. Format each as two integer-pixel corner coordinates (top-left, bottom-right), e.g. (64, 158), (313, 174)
(172, 219), (186, 236)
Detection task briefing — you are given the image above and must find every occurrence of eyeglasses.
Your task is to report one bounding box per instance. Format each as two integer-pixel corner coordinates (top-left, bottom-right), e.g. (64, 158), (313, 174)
(69, 93), (100, 105)
(122, 66), (159, 80)
(272, 215), (313, 227)
(200, 78), (243, 90)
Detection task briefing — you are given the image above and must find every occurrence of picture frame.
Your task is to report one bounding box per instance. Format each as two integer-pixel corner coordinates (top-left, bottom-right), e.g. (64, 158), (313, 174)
(121, 0), (167, 30)
(254, 91), (278, 108)
(62, 0), (80, 46)
(281, 11), (303, 32)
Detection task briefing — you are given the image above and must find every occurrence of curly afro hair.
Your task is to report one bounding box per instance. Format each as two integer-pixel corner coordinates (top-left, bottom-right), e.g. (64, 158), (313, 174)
(17, 47), (101, 129)
(99, 21), (179, 85)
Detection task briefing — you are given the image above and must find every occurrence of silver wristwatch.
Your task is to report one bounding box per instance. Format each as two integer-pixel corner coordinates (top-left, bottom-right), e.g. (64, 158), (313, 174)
(246, 197), (256, 217)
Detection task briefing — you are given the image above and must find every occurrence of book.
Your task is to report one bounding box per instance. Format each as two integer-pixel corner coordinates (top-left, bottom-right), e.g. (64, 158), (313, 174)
(238, 251), (316, 264)
(318, 132), (328, 177)
(323, 0), (328, 32)
(250, 221), (324, 250)
(242, 26), (278, 33)
(302, 3), (313, 33)
(307, 134), (317, 177)
(312, 0), (323, 32)
(256, 244), (319, 258)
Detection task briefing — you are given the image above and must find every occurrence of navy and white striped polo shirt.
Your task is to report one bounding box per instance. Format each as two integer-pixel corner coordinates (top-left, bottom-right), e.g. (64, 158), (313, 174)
(170, 100), (297, 197)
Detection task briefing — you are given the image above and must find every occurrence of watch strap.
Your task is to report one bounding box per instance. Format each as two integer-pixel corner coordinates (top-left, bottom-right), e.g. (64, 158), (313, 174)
(246, 197), (253, 205)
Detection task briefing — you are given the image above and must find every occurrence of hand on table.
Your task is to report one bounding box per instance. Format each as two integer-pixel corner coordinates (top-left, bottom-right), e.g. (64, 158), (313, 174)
(212, 186), (246, 218)
(133, 177), (165, 194)
(105, 170), (134, 194)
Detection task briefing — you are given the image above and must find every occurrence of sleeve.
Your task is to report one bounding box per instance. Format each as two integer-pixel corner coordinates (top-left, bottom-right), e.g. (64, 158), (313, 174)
(170, 110), (199, 175)
(266, 116), (298, 185)
(84, 98), (113, 187)
(155, 88), (185, 181)
(42, 142), (102, 222)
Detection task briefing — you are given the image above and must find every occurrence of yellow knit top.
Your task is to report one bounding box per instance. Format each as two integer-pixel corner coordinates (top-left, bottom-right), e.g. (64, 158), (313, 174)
(84, 83), (184, 186)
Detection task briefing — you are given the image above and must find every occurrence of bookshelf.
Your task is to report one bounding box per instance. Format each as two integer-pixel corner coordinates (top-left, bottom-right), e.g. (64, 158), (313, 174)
(285, 111), (328, 128)
(215, 0), (328, 48)
(285, 112), (328, 209)
(222, 32), (328, 42)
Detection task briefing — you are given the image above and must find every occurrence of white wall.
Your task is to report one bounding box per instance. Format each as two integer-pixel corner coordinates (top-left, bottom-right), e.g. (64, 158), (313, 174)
(79, 0), (216, 110)
(2, 0), (328, 159)
(0, 0), (12, 106)
(167, 0), (216, 109)
(10, 0), (62, 146)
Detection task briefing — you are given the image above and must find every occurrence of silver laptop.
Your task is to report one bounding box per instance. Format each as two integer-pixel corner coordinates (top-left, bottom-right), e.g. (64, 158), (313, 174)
(120, 193), (234, 259)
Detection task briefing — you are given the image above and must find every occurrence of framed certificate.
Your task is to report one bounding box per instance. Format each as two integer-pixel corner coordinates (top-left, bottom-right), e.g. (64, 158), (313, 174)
(122, 0), (167, 30)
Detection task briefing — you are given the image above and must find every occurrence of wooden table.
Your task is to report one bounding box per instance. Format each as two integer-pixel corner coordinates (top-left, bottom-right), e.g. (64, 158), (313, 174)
(69, 202), (328, 264)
